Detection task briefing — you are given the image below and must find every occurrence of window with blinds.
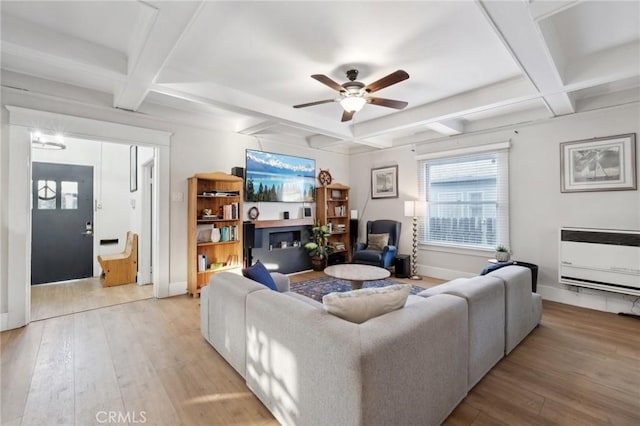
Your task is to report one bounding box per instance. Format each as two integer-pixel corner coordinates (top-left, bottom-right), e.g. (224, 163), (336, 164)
(418, 148), (509, 250)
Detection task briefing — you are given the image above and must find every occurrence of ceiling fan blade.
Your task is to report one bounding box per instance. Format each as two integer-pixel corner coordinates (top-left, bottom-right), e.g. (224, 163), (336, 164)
(293, 99), (336, 108)
(368, 97), (408, 109)
(365, 70), (410, 93)
(311, 74), (344, 92)
(341, 110), (355, 122)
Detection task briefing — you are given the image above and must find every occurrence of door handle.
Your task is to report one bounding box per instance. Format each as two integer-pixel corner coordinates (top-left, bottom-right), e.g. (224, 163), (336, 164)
(83, 221), (93, 236)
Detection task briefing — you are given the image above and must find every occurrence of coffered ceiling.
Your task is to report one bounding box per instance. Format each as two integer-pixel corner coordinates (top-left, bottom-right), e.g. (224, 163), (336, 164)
(2, 1), (639, 154)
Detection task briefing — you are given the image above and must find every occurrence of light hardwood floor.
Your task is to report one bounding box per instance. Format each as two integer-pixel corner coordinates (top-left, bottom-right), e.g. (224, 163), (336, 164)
(3, 272), (639, 425)
(30, 277), (153, 321)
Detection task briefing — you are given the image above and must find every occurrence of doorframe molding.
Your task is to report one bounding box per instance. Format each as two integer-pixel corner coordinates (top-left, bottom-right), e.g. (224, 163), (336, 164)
(5, 105), (171, 330)
(138, 158), (154, 285)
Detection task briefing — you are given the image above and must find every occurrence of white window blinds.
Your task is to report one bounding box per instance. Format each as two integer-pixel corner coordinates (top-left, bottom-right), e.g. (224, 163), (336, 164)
(418, 147), (509, 250)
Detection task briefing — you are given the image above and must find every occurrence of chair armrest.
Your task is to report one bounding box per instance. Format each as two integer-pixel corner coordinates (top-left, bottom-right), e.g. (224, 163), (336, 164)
(355, 242), (367, 252)
(381, 246), (398, 268)
(382, 245), (397, 255)
(270, 272), (290, 292)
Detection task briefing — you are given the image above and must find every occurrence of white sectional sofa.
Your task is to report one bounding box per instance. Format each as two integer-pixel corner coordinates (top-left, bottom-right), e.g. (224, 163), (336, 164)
(418, 265), (543, 392)
(200, 265), (542, 426)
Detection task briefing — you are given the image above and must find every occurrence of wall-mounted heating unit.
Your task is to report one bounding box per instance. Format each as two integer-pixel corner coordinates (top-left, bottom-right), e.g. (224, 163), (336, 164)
(559, 227), (640, 296)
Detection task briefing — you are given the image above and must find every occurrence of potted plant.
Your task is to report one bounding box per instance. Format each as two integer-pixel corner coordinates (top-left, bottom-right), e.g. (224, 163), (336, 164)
(304, 222), (334, 271)
(495, 245), (511, 262)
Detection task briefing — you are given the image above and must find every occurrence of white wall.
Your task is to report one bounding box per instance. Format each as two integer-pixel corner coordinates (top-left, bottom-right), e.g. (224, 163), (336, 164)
(0, 84), (350, 327)
(350, 103), (640, 314)
(1, 107), (8, 319)
(4, 74), (636, 322)
(168, 128), (349, 284)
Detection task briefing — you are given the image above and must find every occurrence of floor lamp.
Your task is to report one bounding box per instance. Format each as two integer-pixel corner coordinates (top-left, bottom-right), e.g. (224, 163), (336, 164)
(404, 200), (427, 280)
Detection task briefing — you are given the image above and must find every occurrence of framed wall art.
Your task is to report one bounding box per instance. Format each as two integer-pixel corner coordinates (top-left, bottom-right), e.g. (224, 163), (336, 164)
(371, 165), (398, 199)
(130, 145), (138, 192)
(560, 133), (636, 193)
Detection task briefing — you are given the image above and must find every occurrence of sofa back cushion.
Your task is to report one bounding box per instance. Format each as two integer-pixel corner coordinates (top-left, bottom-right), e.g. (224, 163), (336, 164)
(322, 284), (411, 323)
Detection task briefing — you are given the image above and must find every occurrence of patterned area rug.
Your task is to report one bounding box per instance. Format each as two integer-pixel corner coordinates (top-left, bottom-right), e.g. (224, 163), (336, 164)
(290, 277), (426, 302)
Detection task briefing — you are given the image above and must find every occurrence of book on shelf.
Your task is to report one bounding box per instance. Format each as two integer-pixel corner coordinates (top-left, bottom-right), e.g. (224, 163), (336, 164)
(198, 254), (208, 272)
(201, 190), (240, 197)
(220, 202), (240, 220)
(225, 254), (239, 266)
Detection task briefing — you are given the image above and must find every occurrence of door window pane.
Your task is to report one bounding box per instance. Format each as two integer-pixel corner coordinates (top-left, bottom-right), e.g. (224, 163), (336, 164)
(37, 180), (57, 210)
(61, 181), (78, 210)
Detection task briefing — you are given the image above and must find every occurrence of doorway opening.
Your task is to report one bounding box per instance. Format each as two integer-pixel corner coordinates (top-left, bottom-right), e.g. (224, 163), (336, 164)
(30, 137), (154, 320)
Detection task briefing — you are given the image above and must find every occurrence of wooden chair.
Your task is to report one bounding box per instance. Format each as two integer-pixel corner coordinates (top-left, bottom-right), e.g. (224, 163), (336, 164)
(98, 232), (138, 287)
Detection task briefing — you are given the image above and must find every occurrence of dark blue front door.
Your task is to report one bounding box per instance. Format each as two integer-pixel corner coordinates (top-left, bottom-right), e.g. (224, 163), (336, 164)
(31, 162), (94, 284)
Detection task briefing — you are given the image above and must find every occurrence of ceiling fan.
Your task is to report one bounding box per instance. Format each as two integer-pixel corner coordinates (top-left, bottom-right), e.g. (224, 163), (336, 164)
(293, 69), (410, 122)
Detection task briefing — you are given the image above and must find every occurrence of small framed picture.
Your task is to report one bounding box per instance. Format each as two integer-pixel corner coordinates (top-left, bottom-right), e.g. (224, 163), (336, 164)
(130, 145), (138, 192)
(371, 165), (398, 199)
(560, 133), (636, 192)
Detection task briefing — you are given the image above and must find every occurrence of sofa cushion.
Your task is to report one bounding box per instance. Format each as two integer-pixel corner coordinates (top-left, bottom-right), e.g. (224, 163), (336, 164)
(322, 284), (411, 323)
(242, 260), (278, 291)
(368, 233), (389, 251)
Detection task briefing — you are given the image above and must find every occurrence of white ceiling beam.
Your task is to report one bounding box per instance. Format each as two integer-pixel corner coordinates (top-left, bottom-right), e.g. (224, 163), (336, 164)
(236, 118), (277, 135)
(392, 129), (441, 146)
(151, 82), (354, 141)
(307, 134), (343, 149)
(478, 0), (575, 116)
(352, 76), (536, 139)
(425, 119), (464, 136)
(113, 1), (204, 111)
(356, 137), (393, 149)
(528, 0), (583, 22)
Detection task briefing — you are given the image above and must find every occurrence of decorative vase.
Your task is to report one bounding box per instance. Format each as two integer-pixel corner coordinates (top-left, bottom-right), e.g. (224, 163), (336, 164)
(211, 227), (221, 243)
(310, 256), (326, 271)
(495, 251), (510, 262)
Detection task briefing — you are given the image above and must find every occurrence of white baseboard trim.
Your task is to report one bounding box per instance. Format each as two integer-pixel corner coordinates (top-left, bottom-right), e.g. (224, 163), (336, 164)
(538, 283), (639, 315)
(418, 265), (476, 281)
(1, 313), (8, 332)
(168, 281), (187, 298)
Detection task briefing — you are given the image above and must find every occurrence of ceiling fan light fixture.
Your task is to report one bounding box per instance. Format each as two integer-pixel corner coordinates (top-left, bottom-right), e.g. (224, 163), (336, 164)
(340, 96), (367, 113)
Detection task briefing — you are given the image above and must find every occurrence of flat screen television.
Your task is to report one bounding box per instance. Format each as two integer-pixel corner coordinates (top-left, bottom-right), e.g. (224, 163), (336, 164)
(245, 149), (316, 202)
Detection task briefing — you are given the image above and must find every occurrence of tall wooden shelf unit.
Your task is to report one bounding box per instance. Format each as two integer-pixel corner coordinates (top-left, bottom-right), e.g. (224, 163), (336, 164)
(316, 183), (351, 263)
(187, 172), (243, 297)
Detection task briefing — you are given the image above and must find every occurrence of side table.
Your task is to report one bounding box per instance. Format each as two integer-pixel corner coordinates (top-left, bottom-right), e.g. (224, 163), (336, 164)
(394, 254), (410, 278)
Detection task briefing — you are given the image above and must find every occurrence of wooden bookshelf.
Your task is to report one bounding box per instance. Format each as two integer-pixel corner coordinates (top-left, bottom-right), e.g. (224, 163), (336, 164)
(187, 172), (243, 297)
(316, 183), (351, 263)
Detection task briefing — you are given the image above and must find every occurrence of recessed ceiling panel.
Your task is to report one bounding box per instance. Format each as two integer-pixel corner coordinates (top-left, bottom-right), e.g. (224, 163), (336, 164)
(161, 1), (522, 121)
(1, 0), (142, 53)
(541, 1), (640, 62)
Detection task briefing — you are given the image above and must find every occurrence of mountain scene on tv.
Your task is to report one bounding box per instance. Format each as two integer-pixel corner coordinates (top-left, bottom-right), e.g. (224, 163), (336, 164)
(245, 150), (316, 202)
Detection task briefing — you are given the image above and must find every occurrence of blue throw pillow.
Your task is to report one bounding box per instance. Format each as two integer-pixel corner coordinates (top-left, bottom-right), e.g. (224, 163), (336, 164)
(480, 261), (514, 276)
(242, 260), (278, 291)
